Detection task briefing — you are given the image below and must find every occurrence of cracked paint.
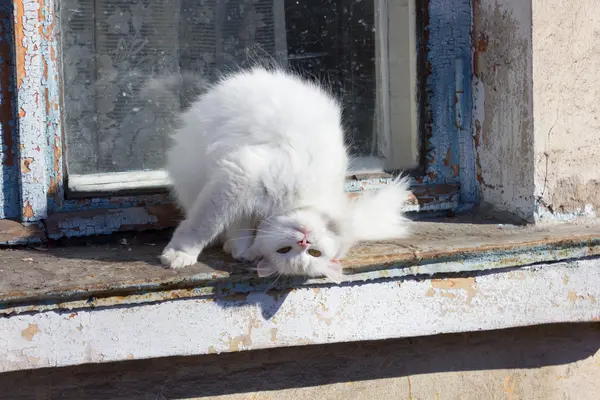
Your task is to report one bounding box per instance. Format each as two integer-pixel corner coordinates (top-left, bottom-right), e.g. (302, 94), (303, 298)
(424, 0), (476, 210)
(430, 277), (477, 304)
(1, 259), (599, 372)
(20, 323), (40, 341)
(0, 0), (19, 220)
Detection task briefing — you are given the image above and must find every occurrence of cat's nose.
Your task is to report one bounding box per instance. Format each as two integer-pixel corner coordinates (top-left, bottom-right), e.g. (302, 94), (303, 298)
(297, 238), (310, 248)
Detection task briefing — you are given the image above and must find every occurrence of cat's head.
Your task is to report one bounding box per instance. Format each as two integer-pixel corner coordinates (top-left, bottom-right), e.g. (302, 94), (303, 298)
(252, 209), (347, 282)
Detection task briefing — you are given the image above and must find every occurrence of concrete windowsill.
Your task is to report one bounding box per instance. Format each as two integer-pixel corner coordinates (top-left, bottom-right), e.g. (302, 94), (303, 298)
(2, 214), (600, 314)
(1, 214), (600, 372)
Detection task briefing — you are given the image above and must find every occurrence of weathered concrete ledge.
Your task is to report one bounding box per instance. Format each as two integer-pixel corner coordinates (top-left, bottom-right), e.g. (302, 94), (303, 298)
(2, 217), (600, 314)
(1, 217), (600, 372)
(1, 259), (599, 373)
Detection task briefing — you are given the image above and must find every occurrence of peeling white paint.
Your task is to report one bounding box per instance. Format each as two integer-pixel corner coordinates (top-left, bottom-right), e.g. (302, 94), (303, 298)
(2, 259), (599, 373)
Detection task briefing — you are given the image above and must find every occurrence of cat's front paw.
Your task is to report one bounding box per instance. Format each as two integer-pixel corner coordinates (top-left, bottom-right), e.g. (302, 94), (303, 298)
(232, 248), (259, 263)
(160, 248), (198, 269)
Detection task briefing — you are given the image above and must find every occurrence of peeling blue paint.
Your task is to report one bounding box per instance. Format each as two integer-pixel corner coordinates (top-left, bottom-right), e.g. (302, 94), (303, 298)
(0, 0), (19, 220)
(425, 0), (477, 207)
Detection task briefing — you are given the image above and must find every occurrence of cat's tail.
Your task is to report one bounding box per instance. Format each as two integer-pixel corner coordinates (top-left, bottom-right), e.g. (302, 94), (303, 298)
(140, 72), (210, 113)
(346, 176), (412, 242)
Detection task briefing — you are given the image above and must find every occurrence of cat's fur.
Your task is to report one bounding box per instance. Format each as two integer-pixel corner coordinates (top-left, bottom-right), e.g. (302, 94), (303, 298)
(160, 67), (411, 282)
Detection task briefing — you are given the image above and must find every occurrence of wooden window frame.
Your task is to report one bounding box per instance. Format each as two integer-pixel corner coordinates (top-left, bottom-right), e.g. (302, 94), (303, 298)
(0, 0), (476, 243)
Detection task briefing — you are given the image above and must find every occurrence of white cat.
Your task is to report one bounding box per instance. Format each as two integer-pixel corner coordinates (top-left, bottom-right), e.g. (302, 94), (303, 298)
(160, 67), (411, 282)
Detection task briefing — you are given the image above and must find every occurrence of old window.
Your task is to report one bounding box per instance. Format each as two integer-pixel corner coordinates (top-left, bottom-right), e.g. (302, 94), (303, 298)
(6, 0), (472, 239)
(61, 0), (419, 193)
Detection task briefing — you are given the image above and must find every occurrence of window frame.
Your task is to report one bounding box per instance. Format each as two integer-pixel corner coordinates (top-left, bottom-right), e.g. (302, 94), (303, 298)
(2, 0), (475, 242)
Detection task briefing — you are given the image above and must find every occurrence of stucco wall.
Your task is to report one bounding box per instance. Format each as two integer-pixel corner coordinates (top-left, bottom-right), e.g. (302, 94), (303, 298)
(532, 0), (600, 220)
(473, 0), (600, 222)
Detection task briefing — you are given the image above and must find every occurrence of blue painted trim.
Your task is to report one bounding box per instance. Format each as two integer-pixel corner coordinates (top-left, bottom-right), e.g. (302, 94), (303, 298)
(0, 0), (19, 220)
(424, 0), (477, 206)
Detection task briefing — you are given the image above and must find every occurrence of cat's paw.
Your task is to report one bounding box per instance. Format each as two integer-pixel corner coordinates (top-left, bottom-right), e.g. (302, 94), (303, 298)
(160, 248), (198, 269)
(232, 248), (259, 263)
(222, 240), (233, 254)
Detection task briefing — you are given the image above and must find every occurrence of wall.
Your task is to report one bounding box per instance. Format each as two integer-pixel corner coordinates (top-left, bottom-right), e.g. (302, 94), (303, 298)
(2, 323), (599, 399)
(532, 0), (600, 220)
(473, 0), (600, 222)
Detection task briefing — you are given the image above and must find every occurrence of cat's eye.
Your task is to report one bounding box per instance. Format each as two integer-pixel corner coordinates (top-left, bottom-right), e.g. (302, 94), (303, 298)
(277, 246), (292, 254)
(308, 249), (322, 257)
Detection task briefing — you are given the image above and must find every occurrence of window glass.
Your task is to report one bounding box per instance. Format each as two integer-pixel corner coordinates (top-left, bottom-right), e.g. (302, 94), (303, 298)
(60, 0), (380, 176)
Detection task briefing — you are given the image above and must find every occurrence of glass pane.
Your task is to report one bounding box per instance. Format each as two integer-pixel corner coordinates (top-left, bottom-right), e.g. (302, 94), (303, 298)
(60, 0), (380, 177)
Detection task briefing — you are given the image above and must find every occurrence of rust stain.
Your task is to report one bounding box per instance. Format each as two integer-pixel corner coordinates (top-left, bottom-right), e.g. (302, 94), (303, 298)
(23, 201), (35, 218)
(452, 164), (459, 177)
(48, 138), (63, 200)
(42, 56), (48, 81)
(126, 353), (134, 360)
(21, 323), (41, 341)
(471, 0), (483, 76)
(208, 346), (217, 354)
(563, 275), (569, 285)
(48, 177), (59, 199)
(20, 157), (33, 173)
(443, 148), (451, 166)
(18, 108), (26, 118)
(312, 288), (320, 294)
(425, 288), (435, 297)
(270, 328), (278, 342)
(53, 139), (61, 172)
(14, 0), (26, 89)
(431, 277), (477, 304)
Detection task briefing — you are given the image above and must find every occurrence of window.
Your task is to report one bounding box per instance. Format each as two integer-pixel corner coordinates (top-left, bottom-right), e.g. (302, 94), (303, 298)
(5, 0), (471, 240)
(61, 0), (419, 194)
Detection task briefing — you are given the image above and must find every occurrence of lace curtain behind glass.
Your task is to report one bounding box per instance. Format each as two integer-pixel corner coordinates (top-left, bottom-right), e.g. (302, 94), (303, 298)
(60, 0), (286, 174)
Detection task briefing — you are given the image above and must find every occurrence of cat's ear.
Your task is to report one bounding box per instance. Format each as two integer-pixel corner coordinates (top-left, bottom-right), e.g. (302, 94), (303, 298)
(321, 261), (344, 284)
(257, 259), (279, 278)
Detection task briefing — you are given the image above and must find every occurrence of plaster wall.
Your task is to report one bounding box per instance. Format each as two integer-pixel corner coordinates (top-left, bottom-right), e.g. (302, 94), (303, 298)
(532, 0), (600, 220)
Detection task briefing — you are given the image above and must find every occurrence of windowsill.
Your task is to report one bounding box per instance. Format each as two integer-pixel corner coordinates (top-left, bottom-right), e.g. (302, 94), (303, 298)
(2, 214), (600, 372)
(3, 214), (600, 314)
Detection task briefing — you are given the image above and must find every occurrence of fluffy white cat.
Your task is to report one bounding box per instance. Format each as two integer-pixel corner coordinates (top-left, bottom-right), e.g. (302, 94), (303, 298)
(160, 67), (411, 282)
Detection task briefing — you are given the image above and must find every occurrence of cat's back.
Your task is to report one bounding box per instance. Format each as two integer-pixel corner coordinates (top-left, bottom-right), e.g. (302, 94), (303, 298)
(177, 67), (343, 146)
(168, 68), (347, 211)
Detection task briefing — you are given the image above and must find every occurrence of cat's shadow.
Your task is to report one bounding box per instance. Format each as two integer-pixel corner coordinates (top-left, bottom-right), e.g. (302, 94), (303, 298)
(43, 229), (298, 320)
